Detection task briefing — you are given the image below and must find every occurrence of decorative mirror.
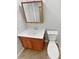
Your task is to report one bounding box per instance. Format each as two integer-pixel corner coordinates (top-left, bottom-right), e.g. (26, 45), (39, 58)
(21, 0), (43, 23)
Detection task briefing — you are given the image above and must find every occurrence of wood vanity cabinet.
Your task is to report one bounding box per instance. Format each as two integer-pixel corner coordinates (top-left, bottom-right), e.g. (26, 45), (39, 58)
(18, 29), (45, 51)
(19, 37), (45, 51)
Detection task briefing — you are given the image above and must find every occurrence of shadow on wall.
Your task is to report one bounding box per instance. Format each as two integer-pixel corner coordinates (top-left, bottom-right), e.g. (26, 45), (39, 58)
(18, 5), (26, 21)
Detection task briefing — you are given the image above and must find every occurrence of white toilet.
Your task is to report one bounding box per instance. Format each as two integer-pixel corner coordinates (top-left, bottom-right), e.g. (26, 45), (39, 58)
(47, 30), (59, 59)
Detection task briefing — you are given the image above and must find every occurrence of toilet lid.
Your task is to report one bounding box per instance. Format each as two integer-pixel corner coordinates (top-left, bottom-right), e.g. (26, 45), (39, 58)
(47, 41), (59, 59)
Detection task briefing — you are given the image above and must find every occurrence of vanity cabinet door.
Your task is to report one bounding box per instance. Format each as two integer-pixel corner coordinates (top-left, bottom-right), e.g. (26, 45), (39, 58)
(20, 37), (32, 49)
(30, 39), (45, 50)
(19, 37), (45, 50)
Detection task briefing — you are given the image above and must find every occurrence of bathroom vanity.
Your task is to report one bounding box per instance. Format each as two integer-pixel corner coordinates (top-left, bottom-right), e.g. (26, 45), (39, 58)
(18, 29), (45, 51)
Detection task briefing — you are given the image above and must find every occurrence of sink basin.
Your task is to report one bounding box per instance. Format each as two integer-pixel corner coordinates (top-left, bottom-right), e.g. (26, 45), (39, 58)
(28, 31), (37, 35)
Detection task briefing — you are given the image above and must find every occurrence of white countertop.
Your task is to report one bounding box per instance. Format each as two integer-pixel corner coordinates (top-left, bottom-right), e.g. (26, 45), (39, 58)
(18, 29), (45, 39)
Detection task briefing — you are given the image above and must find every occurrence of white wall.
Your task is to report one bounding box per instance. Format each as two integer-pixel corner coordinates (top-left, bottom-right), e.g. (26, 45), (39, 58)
(43, 0), (61, 45)
(17, 0), (27, 55)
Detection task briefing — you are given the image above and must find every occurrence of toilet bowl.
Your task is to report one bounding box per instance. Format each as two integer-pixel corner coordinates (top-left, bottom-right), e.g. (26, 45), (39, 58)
(47, 31), (59, 59)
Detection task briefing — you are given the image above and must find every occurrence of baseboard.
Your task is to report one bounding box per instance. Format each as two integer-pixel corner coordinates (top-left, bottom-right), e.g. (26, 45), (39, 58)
(17, 48), (24, 57)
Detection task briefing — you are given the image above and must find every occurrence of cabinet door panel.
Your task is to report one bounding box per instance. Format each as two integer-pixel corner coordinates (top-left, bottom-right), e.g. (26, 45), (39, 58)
(20, 37), (32, 49)
(31, 39), (45, 50)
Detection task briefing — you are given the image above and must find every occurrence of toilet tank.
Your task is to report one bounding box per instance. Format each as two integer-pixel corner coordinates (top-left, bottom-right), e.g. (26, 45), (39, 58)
(47, 30), (58, 41)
